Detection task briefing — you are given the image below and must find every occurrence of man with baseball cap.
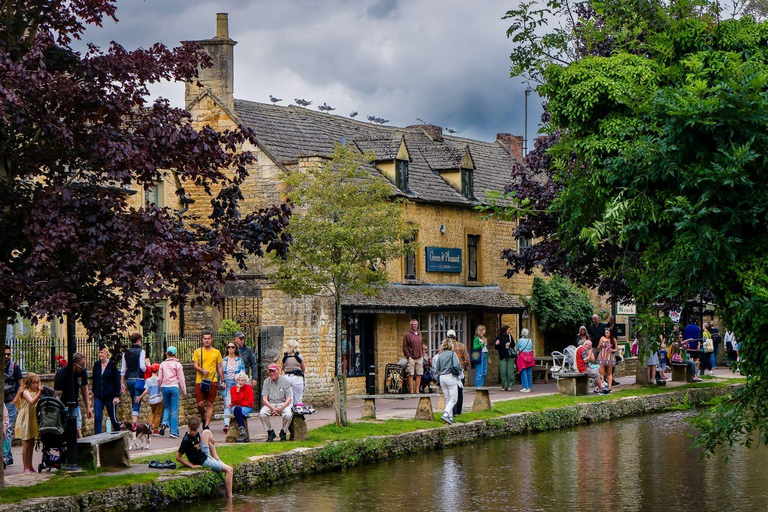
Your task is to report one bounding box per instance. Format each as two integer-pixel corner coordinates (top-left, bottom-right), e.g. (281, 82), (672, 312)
(259, 363), (293, 442)
(234, 332), (258, 385)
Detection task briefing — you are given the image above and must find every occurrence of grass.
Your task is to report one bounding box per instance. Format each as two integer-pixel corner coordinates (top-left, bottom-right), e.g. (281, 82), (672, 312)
(4, 380), (734, 504)
(0, 471), (159, 504)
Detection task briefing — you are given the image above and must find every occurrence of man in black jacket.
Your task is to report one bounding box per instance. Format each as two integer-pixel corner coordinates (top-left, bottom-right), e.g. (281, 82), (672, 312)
(234, 332), (258, 386)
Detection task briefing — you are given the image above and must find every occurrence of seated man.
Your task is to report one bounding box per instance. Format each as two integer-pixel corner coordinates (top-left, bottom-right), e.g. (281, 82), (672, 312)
(576, 341), (610, 394)
(259, 363), (293, 442)
(176, 416), (233, 498)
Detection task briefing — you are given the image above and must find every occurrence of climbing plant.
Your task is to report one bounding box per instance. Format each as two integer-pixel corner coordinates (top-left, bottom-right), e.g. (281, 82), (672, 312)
(528, 276), (594, 351)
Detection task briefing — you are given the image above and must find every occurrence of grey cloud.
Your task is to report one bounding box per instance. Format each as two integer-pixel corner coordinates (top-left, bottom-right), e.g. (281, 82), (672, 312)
(366, 0), (400, 19)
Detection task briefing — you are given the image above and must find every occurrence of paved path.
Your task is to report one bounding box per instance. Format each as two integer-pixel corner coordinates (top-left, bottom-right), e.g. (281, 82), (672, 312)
(3, 366), (741, 487)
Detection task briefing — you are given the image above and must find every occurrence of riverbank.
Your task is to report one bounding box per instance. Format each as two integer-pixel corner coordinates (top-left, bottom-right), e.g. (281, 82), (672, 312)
(2, 381), (739, 511)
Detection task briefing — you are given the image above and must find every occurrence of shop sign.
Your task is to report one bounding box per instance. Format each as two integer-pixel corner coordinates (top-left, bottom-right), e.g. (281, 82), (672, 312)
(425, 247), (462, 272)
(351, 308), (407, 315)
(616, 302), (636, 315)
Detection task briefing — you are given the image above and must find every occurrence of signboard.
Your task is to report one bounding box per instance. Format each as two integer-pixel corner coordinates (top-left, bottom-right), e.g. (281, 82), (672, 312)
(616, 323), (626, 338)
(669, 308), (682, 323)
(425, 247), (462, 272)
(616, 302), (636, 315)
(351, 308), (407, 315)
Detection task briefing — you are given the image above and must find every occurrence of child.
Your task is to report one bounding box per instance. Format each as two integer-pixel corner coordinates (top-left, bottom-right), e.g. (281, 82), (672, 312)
(176, 416), (233, 498)
(137, 363), (163, 435)
(16, 372), (42, 473)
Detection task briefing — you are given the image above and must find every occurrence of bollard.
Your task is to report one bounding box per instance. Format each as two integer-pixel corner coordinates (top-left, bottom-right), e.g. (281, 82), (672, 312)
(366, 365), (376, 395)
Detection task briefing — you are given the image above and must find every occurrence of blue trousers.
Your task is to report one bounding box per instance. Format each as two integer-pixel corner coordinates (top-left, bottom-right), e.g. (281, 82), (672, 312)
(520, 367), (533, 389)
(126, 378), (145, 416)
(3, 402), (17, 460)
(161, 386), (180, 436)
(93, 396), (120, 434)
(474, 352), (488, 387)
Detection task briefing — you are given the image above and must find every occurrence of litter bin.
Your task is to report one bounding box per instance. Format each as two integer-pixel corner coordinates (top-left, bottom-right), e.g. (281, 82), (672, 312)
(366, 365), (376, 395)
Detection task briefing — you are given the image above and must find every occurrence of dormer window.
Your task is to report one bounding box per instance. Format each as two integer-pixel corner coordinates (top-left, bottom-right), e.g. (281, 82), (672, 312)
(461, 168), (473, 199)
(396, 159), (409, 191)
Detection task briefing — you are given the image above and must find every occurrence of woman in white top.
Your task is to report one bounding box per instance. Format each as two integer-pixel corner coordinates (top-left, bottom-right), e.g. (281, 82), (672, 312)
(282, 339), (307, 406)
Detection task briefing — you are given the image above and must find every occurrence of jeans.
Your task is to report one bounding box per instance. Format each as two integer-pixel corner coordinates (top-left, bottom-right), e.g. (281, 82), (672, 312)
(126, 378), (145, 416)
(93, 395), (120, 434)
(161, 386), (180, 436)
(499, 358), (515, 389)
(520, 366), (533, 389)
(3, 402), (17, 460)
(222, 381), (235, 427)
(232, 406), (253, 427)
(474, 352), (488, 387)
(439, 374), (459, 420)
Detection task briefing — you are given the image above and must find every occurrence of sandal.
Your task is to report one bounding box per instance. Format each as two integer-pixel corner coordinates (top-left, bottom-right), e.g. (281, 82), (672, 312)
(148, 459), (162, 469)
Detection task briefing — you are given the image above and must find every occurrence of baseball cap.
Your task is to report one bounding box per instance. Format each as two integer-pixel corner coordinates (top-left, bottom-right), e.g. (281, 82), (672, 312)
(267, 363), (279, 372)
(447, 329), (456, 338)
(167, 346), (177, 356)
(234, 332), (245, 339)
(151, 363), (160, 372)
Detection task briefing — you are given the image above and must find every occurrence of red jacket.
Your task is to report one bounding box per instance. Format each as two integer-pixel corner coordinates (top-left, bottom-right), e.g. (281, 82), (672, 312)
(229, 383), (254, 408)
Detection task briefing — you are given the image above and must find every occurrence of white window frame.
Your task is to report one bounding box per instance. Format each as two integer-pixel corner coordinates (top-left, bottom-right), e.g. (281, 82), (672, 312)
(417, 312), (467, 361)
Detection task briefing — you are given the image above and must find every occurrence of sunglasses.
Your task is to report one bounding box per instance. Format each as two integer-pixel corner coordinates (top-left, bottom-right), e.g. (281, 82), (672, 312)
(227, 346), (236, 349)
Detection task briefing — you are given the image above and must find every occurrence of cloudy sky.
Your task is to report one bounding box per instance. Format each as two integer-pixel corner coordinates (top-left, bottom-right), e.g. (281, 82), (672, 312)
(83, 0), (543, 144)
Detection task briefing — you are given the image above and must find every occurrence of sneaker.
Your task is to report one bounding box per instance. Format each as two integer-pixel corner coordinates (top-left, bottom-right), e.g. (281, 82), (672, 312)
(152, 430), (160, 437)
(223, 425), (228, 434)
(6, 457), (13, 467)
(612, 380), (621, 386)
(159, 424), (167, 436)
(592, 388), (601, 394)
(237, 427), (249, 443)
(441, 413), (451, 424)
(169, 433), (179, 440)
(266, 430), (276, 442)
(601, 388), (612, 394)
(203, 425), (210, 431)
(521, 388), (531, 393)
(279, 430), (287, 442)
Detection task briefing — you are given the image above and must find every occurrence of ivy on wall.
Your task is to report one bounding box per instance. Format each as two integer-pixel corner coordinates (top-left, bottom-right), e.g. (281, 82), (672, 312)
(528, 276), (594, 350)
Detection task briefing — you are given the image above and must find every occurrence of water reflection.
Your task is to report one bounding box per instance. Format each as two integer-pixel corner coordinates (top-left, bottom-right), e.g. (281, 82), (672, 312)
(185, 412), (768, 512)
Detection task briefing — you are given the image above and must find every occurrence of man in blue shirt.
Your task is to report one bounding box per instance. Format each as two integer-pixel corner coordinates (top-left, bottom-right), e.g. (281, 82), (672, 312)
(4, 348), (23, 466)
(683, 317), (702, 366)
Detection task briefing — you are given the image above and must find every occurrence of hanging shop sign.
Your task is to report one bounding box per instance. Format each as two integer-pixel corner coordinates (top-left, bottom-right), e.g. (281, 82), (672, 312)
(616, 302), (636, 315)
(425, 247), (462, 272)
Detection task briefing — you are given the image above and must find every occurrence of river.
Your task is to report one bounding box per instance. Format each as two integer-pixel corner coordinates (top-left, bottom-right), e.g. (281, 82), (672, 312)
(186, 411), (767, 511)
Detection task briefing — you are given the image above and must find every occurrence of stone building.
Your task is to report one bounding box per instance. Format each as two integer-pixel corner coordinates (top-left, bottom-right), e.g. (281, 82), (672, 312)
(170, 13), (554, 405)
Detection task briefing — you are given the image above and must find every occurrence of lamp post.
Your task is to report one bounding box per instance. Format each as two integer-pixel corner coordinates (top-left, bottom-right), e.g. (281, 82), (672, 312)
(524, 86), (533, 157)
(64, 315), (80, 470)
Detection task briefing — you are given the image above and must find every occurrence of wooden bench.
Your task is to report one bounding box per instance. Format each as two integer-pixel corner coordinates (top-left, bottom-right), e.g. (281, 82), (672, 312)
(533, 358), (551, 384)
(671, 362), (694, 382)
(76, 431), (131, 470)
(352, 394), (441, 421)
(555, 372), (589, 396)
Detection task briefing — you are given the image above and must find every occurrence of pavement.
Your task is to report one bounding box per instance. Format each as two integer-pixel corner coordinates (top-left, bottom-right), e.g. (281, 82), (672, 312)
(3, 365), (742, 487)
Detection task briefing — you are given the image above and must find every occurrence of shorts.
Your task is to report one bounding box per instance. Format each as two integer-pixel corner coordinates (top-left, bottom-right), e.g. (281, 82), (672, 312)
(406, 356), (424, 376)
(195, 382), (219, 404)
(200, 444), (223, 472)
(64, 406), (82, 430)
(584, 367), (601, 381)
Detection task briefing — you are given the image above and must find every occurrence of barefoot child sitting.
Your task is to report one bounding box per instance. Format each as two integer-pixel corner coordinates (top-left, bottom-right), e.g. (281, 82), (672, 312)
(175, 416), (233, 498)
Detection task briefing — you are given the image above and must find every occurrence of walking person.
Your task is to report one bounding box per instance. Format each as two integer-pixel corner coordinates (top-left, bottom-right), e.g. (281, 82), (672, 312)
(516, 329), (535, 392)
(282, 339), (306, 406)
(701, 323), (714, 375)
(92, 345), (121, 434)
(434, 338), (461, 424)
(192, 331), (223, 430)
(597, 328), (617, 390)
(472, 325), (490, 387)
(221, 342), (244, 435)
(120, 332), (147, 430)
(402, 319), (424, 394)
(449, 330), (469, 416)
(494, 325), (516, 391)
(53, 352), (92, 438)
(16, 372), (42, 473)
(137, 364), (163, 435)
(3, 346), (23, 466)
(724, 329), (737, 365)
(234, 332), (259, 386)
(230, 372), (254, 443)
(158, 346), (186, 439)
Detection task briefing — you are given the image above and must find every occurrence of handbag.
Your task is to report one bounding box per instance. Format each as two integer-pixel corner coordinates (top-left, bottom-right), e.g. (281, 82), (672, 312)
(470, 349), (481, 365)
(198, 348), (213, 392)
(703, 338), (714, 353)
(671, 353), (683, 363)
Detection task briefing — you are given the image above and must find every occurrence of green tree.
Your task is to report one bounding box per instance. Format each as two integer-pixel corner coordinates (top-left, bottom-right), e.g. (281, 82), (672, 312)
(528, 276), (594, 352)
(269, 143), (414, 426)
(505, 0), (768, 453)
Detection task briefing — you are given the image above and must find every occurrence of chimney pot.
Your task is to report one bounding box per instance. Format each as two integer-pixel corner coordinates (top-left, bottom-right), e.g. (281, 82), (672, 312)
(496, 133), (523, 159)
(216, 13), (229, 38)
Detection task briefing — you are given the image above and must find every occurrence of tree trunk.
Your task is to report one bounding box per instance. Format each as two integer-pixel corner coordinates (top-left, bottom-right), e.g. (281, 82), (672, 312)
(0, 315), (6, 490)
(333, 292), (348, 426)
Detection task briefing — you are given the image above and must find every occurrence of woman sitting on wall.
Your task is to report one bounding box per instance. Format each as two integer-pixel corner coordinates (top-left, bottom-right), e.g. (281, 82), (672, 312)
(230, 372), (254, 443)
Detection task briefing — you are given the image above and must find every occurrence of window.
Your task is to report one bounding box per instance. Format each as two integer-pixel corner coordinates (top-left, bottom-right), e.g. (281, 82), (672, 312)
(461, 168), (474, 199)
(467, 234), (479, 282)
(396, 159), (409, 191)
(341, 313), (375, 376)
(416, 312), (466, 361)
(404, 234), (417, 280)
(141, 305), (166, 342)
(518, 236), (532, 254)
(144, 181), (164, 207)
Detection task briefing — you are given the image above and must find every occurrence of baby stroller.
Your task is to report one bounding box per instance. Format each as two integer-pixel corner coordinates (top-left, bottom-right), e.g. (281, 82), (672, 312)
(36, 392), (67, 473)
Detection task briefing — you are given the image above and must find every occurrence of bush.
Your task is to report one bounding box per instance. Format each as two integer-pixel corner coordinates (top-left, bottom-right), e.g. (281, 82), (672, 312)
(528, 276), (594, 352)
(218, 319), (242, 337)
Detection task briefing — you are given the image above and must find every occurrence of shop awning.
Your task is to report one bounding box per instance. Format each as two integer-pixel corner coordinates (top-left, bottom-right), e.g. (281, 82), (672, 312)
(342, 284), (525, 314)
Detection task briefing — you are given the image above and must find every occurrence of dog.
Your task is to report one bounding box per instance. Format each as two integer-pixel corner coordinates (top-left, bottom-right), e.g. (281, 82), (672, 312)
(121, 421), (152, 450)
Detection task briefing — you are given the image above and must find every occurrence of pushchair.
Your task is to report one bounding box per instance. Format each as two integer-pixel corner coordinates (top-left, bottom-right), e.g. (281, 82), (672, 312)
(35, 392), (67, 473)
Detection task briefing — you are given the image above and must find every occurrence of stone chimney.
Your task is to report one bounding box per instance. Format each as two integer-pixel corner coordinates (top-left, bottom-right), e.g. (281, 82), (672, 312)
(496, 133), (523, 159)
(184, 13), (237, 110)
(407, 124), (442, 142)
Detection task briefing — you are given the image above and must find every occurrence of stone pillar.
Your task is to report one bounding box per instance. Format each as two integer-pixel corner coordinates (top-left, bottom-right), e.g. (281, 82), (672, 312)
(414, 397), (434, 421)
(289, 415), (308, 441)
(225, 417), (249, 442)
(361, 398), (377, 420)
(472, 389), (492, 411)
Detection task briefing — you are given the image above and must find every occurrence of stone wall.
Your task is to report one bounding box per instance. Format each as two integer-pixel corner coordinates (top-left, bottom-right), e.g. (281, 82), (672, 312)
(5, 384), (738, 512)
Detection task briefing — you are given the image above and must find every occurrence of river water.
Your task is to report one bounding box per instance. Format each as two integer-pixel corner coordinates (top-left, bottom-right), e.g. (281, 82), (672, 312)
(188, 411), (767, 511)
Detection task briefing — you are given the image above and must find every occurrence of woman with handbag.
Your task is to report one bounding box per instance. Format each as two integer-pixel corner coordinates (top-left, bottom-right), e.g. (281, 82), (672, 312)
(472, 325), (489, 387)
(515, 329), (535, 392)
(433, 338), (461, 424)
(597, 328), (617, 390)
(494, 325), (516, 391)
